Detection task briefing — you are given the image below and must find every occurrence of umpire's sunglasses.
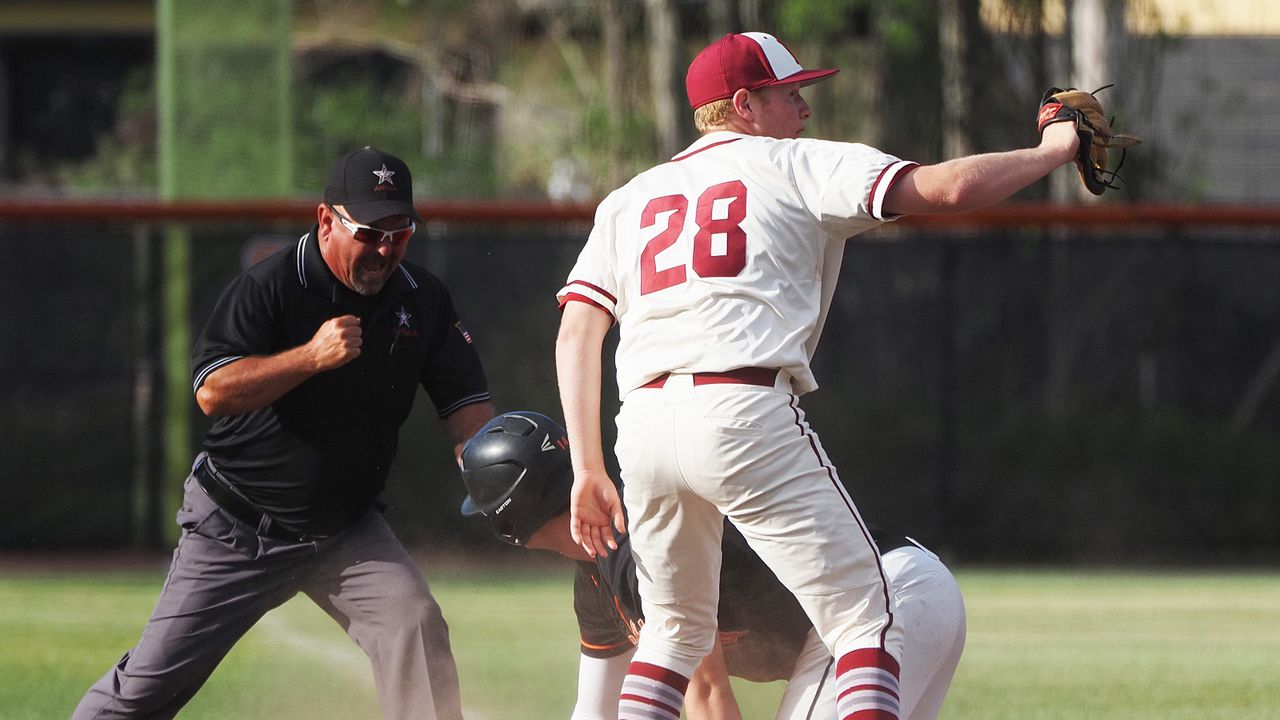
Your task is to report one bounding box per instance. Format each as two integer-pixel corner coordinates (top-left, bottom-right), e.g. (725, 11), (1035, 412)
(328, 204), (416, 247)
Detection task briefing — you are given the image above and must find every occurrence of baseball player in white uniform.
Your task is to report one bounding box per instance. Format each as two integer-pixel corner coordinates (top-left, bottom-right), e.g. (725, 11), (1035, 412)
(556, 32), (1082, 720)
(458, 411), (966, 720)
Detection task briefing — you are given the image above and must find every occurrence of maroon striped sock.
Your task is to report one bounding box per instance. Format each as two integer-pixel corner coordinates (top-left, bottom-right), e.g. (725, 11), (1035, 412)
(618, 661), (689, 720)
(836, 648), (901, 719)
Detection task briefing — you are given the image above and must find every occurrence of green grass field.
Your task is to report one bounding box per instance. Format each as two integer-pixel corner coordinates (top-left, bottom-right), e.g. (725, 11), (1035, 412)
(3, 559), (1278, 719)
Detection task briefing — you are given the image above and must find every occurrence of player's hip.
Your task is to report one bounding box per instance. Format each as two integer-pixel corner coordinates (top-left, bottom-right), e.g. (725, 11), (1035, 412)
(615, 383), (846, 502)
(881, 544), (966, 620)
(617, 375), (791, 461)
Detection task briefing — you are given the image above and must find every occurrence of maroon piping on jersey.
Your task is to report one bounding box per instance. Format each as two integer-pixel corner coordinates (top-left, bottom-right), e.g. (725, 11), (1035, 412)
(786, 393), (897, 651)
(559, 280), (617, 318)
(560, 292), (612, 318)
(867, 161), (920, 221)
(670, 137), (742, 163)
(568, 279), (616, 303)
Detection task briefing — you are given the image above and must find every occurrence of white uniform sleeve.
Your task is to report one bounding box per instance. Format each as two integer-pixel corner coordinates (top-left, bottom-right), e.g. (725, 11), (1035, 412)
(786, 138), (918, 234)
(571, 648), (635, 720)
(558, 193), (622, 319)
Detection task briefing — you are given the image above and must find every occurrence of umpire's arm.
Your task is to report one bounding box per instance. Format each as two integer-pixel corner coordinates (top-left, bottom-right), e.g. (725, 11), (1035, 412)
(196, 315), (363, 416)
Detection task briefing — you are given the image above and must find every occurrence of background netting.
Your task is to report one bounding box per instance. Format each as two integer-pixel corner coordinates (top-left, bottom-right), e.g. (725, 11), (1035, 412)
(3, 215), (1276, 562)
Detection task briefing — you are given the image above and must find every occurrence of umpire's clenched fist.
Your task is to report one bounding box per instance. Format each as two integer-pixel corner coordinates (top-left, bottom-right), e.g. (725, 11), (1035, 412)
(309, 315), (363, 370)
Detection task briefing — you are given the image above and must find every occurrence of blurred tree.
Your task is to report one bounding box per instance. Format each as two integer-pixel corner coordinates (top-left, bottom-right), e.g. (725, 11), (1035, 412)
(44, 0), (1184, 203)
(56, 65), (158, 193)
(294, 0), (511, 198)
(644, 0), (684, 159)
(708, 0), (734, 37)
(939, 0), (980, 158)
(600, 0), (634, 189)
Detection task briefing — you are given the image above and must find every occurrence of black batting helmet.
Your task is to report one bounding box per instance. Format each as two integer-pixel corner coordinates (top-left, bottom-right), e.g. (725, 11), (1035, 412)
(460, 411), (572, 546)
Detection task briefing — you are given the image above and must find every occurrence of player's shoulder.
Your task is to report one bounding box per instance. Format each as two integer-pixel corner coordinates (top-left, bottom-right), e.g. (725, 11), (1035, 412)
(674, 132), (894, 173)
(599, 133), (746, 203)
(588, 174), (659, 227)
(775, 136), (890, 163)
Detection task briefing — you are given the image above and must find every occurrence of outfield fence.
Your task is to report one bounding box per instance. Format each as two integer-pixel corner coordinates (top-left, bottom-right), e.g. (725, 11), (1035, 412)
(2, 200), (1277, 563)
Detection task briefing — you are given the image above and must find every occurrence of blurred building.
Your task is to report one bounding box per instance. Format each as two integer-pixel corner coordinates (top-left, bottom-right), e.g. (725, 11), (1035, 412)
(0, 1), (152, 193)
(0, 0), (1276, 200)
(1135, 1), (1280, 201)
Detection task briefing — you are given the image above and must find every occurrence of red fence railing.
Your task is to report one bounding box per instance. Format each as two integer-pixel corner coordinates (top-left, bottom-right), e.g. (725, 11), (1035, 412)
(3, 199), (1280, 229)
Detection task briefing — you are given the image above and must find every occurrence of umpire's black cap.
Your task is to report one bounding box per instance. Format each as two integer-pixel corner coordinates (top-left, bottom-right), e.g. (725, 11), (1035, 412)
(324, 146), (422, 224)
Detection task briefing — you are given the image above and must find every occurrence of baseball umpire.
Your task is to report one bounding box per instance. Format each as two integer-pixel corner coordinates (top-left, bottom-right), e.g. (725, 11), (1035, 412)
(459, 412), (966, 720)
(72, 146), (495, 720)
(557, 32), (1097, 720)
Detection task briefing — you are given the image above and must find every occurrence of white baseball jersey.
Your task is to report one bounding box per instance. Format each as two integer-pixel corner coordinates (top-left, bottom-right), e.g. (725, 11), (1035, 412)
(558, 130), (917, 398)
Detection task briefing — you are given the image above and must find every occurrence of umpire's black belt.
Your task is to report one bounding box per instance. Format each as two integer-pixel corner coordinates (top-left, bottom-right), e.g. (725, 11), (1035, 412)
(193, 459), (320, 543)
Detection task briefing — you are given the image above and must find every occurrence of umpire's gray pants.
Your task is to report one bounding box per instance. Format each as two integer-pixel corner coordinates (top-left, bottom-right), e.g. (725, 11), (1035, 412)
(72, 473), (462, 720)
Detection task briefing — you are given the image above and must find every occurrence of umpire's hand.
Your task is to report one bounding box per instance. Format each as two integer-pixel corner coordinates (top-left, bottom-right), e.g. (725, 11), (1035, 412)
(308, 315), (363, 370)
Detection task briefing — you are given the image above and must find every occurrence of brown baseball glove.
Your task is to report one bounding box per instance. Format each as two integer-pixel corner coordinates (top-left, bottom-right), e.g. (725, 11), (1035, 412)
(1037, 85), (1142, 195)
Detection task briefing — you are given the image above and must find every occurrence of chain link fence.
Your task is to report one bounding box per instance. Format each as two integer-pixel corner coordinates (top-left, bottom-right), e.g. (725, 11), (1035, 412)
(2, 204), (1277, 563)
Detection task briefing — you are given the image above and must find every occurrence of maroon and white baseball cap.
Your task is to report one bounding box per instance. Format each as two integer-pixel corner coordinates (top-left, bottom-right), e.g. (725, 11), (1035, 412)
(685, 32), (838, 110)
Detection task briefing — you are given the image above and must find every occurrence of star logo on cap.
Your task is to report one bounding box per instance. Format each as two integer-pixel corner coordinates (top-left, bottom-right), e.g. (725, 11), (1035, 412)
(372, 164), (396, 186)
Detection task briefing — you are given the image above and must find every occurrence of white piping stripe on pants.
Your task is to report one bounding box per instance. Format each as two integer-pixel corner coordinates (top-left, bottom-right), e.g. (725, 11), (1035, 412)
(786, 393), (897, 650)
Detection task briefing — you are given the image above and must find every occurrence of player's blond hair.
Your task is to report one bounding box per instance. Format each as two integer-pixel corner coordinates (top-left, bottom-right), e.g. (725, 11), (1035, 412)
(693, 99), (735, 134)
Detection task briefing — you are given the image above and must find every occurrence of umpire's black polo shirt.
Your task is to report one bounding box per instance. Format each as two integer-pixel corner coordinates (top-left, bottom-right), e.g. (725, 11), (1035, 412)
(192, 227), (490, 536)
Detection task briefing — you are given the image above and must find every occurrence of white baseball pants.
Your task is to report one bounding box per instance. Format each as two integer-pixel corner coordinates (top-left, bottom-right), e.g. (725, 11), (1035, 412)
(615, 373), (902, 677)
(775, 544), (967, 720)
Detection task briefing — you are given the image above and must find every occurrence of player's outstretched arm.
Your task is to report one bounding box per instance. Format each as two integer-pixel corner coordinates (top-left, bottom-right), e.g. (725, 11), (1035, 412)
(686, 638), (744, 720)
(556, 301), (626, 556)
(882, 121), (1080, 217)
